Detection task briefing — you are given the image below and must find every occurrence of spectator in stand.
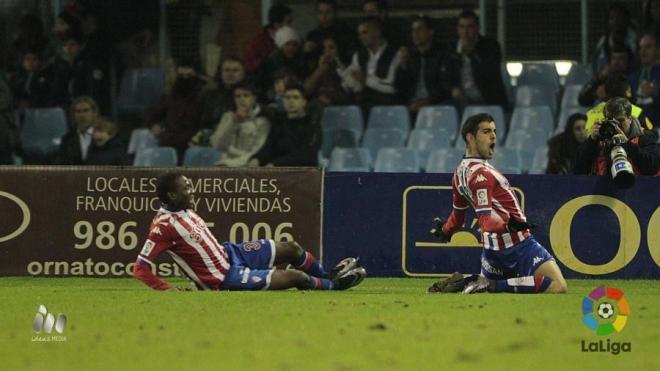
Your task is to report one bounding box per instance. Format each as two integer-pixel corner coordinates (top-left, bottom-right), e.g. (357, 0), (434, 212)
(146, 60), (205, 162)
(630, 31), (660, 126)
(53, 10), (83, 44)
(305, 0), (356, 65)
(243, 4), (292, 74)
(8, 14), (52, 72)
(579, 44), (632, 107)
(592, 4), (638, 76)
(9, 50), (55, 109)
(346, 17), (402, 112)
(206, 81), (271, 167)
(451, 10), (508, 110)
(51, 31), (109, 112)
(362, 0), (405, 48)
(86, 117), (127, 166)
(199, 56), (246, 130)
(266, 69), (299, 114)
(256, 26), (309, 100)
(304, 36), (350, 105)
(395, 15), (459, 116)
(0, 76), (14, 165)
(57, 96), (99, 165)
(249, 83), (320, 167)
(546, 113), (588, 174)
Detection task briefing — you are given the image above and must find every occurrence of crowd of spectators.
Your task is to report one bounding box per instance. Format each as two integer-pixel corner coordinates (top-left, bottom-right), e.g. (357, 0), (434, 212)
(0, 0), (658, 176)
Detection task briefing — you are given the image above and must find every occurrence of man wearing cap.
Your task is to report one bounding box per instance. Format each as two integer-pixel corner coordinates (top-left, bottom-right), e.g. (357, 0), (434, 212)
(256, 25), (310, 97)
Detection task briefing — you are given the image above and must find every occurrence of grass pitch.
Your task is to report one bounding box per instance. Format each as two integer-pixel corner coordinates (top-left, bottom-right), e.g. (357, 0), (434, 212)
(1, 277), (658, 371)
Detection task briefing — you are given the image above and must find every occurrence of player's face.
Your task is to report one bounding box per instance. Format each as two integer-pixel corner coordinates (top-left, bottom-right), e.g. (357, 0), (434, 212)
(470, 121), (497, 159)
(171, 176), (194, 210)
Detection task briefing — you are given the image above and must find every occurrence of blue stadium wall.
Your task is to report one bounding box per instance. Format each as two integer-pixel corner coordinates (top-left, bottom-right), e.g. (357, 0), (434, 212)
(323, 173), (660, 279)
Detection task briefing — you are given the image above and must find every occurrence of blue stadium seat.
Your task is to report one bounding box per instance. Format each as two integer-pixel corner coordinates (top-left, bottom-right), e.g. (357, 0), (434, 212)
(509, 106), (555, 138)
(127, 128), (158, 155)
(118, 68), (166, 115)
(515, 84), (557, 116)
(367, 105), (410, 134)
(407, 128), (454, 170)
(133, 147), (178, 167)
(321, 128), (359, 158)
(529, 147), (549, 174)
(556, 106), (587, 132)
(20, 107), (68, 161)
(182, 146), (222, 166)
(504, 128), (548, 172)
(460, 105), (507, 144)
(374, 148), (420, 173)
(491, 147), (523, 174)
(518, 63), (560, 92)
(561, 84), (583, 111)
(327, 147), (371, 172)
(565, 64), (593, 86)
(361, 128), (406, 159)
(415, 105), (459, 139)
(321, 105), (364, 138)
(425, 148), (464, 173)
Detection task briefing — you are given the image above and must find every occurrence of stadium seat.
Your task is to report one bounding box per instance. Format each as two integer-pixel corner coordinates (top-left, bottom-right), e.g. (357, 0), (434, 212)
(20, 107), (68, 161)
(518, 63), (560, 92)
(373, 148), (420, 173)
(501, 63), (514, 104)
(556, 106), (587, 132)
(425, 148), (465, 173)
(367, 105), (410, 134)
(327, 147), (372, 172)
(490, 147), (523, 174)
(407, 128), (454, 170)
(361, 128), (406, 160)
(321, 105), (364, 138)
(320, 128), (359, 158)
(560, 84), (583, 111)
(117, 68), (166, 115)
(415, 105), (459, 138)
(565, 64), (593, 86)
(504, 128), (548, 172)
(509, 106), (555, 138)
(182, 146), (222, 166)
(133, 147), (178, 167)
(127, 128), (158, 155)
(515, 84), (557, 116)
(460, 105), (507, 144)
(529, 147), (549, 174)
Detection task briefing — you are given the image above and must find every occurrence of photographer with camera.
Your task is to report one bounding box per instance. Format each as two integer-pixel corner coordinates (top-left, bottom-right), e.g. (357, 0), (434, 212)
(575, 97), (660, 186)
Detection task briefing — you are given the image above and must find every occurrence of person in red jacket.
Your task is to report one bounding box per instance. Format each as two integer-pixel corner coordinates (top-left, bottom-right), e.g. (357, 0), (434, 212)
(242, 4), (292, 74)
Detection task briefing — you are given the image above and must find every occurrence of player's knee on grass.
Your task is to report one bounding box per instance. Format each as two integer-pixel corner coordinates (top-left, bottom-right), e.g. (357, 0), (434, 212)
(269, 269), (310, 290)
(274, 241), (304, 264)
(548, 278), (568, 294)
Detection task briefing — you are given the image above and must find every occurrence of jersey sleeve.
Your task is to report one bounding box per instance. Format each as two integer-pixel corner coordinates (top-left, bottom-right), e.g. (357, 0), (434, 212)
(451, 176), (469, 210)
(468, 168), (497, 215)
(133, 221), (174, 290)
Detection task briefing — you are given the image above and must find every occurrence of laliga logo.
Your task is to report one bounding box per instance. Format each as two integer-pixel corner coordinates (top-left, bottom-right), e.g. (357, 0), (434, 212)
(0, 191), (31, 242)
(581, 286), (632, 354)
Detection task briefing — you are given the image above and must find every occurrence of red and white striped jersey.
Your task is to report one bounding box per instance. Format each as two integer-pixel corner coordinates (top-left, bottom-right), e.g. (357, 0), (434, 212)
(451, 157), (530, 250)
(137, 208), (230, 290)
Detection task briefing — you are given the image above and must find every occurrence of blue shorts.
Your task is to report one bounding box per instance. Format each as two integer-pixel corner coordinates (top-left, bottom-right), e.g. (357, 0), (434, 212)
(480, 236), (555, 280)
(222, 239), (276, 290)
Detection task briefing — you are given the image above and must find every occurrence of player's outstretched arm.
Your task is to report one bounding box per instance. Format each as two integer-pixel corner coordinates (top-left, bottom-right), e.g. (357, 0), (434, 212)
(133, 260), (173, 290)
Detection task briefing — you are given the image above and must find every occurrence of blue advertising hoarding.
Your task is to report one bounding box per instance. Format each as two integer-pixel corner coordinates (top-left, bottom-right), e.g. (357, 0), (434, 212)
(323, 173), (660, 279)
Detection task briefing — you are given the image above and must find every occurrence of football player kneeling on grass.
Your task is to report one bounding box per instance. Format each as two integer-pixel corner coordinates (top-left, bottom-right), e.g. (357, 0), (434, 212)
(133, 173), (366, 291)
(428, 114), (567, 294)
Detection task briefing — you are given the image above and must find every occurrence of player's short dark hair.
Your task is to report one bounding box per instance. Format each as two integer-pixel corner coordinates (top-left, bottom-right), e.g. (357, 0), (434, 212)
(268, 4), (292, 26)
(157, 173), (183, 204)
(605, 97), (632, 119)
(458, 9), (479, 23)
(461, 113), (495, 142)
(604, 72), (631, 99)
(359, 16), (383, 32)
(412, 15), (434, 29)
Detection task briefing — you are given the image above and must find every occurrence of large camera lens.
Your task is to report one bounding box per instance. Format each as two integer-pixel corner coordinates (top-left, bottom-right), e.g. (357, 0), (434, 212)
(609, 146), (635, 188)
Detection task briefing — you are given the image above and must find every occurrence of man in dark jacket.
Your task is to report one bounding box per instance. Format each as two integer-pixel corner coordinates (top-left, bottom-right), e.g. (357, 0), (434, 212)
(395, 15), (459, 114)
(249, 83), (319, 167)
(87, 118), (127, 165)
(57, 95), (99, 165)
(305, 0), (356, 65)
(452, 10), (508, 109)
(575, 97), (660, 176)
